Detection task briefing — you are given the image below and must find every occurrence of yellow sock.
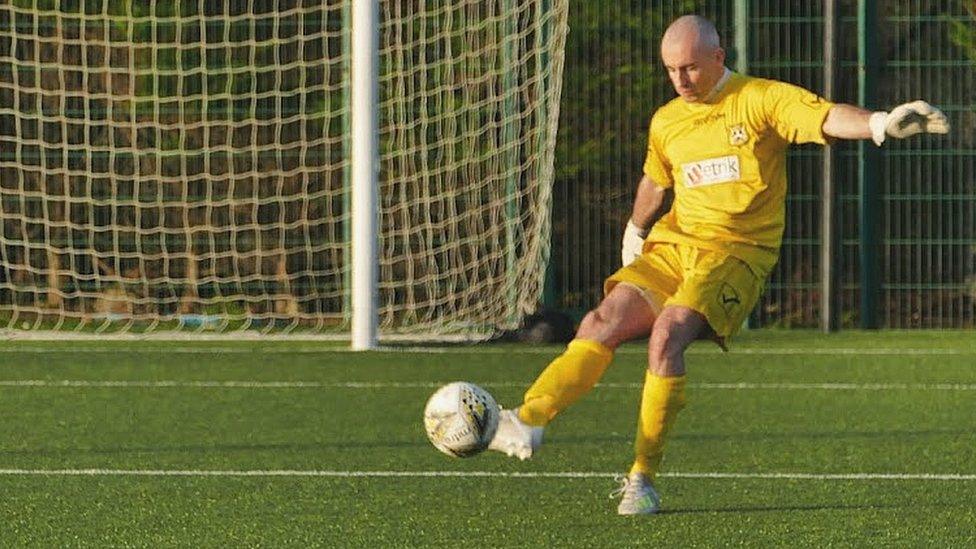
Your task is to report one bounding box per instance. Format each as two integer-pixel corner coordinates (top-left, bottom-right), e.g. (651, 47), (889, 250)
(630, 371), (686, 479)
(518, 339), (613, 427)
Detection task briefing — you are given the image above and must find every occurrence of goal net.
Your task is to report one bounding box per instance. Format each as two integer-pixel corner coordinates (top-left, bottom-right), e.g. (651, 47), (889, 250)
(0, 0), (567, 338)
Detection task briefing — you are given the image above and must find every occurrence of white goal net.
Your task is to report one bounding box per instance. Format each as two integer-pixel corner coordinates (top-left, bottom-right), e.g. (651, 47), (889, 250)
(0, 0), (567, 337)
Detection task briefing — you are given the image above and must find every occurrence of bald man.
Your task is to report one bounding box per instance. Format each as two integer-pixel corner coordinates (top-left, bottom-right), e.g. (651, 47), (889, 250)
(488, 15), (949, 515)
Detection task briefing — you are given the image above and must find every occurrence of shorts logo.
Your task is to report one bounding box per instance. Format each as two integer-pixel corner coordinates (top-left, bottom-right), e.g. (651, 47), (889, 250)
(728, 124), (749, 146)
(681, 155), (740, 188)
(718, 282), (741, 315)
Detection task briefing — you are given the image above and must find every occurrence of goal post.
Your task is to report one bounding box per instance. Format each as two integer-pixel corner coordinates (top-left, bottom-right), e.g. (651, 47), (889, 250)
(351, 0), (378, 350)
(0, 0), (569, 341)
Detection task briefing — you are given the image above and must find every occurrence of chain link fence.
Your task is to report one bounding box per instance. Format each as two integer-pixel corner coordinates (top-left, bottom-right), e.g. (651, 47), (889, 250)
(550, 0), (976, 329)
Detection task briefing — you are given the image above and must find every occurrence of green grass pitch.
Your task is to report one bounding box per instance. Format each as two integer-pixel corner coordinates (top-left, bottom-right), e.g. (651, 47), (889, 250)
(0, 331), (974, 546)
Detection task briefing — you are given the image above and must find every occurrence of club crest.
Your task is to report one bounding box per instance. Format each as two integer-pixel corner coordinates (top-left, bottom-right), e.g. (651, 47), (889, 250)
(728, 124), (749, 146)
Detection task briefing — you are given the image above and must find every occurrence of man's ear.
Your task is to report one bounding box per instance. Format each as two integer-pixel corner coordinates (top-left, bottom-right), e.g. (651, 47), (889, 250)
(715, 47), (726, 64)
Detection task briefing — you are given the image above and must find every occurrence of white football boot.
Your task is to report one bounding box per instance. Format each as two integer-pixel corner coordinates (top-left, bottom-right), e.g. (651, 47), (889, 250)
(487, 407), (543, 460)
(612, 473), (661, 515)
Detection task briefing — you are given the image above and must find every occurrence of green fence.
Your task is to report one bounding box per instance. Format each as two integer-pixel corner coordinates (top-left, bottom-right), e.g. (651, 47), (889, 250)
(549, 0), (976, 329)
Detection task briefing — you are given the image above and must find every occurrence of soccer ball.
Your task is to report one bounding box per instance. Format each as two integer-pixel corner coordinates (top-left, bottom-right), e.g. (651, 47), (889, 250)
(423, 381), (500, 458)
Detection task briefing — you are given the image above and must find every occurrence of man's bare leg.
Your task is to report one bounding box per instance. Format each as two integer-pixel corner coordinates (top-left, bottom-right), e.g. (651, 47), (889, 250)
(489, 285), (655, 459)
(518, 285), (656, 425)
(647, 305), (708, 377)
(619, 305), (707, 515)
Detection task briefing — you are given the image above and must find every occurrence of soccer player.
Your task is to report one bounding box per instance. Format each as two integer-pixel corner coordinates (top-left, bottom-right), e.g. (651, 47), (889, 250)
(488, 15), (950, 515)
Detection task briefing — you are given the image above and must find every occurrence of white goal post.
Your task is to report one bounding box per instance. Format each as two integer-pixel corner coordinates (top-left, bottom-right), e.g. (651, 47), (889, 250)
(351, 0), (379, 350)
(0, 0), (568, 343)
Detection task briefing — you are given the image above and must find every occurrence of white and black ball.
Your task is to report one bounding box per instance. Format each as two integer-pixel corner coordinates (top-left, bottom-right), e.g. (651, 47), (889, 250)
(423, 381), (500, 458)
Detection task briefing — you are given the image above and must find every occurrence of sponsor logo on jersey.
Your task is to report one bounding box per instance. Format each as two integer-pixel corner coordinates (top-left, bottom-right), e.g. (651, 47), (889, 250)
(692, 112), (726, 127)
(681, 155), (740, 187)
(728, 124), (749, 146)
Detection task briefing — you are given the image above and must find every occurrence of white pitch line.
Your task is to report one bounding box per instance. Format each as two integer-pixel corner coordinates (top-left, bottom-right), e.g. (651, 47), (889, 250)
(0, 380), (329, 388)
(663, 472), (976, 481)
(688, 382), (976, 391)
(0, 380), (973, 391)
(0, 346), (973, 356)
(0, 468), (972, 481)
(313, 381), (976, 391)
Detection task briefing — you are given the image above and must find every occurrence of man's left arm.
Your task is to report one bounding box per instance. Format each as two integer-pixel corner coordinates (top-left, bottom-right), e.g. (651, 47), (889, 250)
(822, 101), (950, 144)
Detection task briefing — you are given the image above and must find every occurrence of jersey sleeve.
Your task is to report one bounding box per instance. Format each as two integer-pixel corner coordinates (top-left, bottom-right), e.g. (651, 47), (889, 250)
(762, 81), (834, 145)
(642, 113), (674, 188)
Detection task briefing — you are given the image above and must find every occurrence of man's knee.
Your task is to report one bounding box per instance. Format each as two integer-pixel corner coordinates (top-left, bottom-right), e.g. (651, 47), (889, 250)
(576, 288), (653, 348)
(648, 308), (703, 373)
(577, 304), (615, 338)
(577, 309), (602, 335)
(648, 320), (681, 366)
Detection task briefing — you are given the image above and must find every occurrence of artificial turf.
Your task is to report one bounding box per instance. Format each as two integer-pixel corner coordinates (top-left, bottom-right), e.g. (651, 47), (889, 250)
(0, 330), (973, 546)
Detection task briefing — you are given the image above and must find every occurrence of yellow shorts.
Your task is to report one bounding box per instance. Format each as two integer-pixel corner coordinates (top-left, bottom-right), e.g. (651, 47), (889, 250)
(605, 242), (766, 338)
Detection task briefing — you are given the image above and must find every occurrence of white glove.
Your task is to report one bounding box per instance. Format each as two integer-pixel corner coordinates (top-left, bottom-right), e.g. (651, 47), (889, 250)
(621, 220), (648, 266)
(869, 100), (950, 146)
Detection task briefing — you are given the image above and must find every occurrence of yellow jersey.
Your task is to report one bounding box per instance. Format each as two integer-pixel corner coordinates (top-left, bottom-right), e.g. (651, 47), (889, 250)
(643, 71), (834, 274)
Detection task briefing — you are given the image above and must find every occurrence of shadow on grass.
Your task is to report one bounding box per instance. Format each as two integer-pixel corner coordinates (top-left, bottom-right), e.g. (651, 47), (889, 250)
(555, 427), (970, 445)
(661, 501), (933, 515)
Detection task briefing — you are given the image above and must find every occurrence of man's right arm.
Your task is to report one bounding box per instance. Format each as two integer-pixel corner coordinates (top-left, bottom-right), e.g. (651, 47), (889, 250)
(621, 175), (671, 266)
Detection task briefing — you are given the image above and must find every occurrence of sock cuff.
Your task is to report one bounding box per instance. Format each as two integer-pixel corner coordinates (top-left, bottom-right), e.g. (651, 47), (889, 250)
(568, 339), (613, 362)
(644, 371), (687, 409)
(645, 371), (686, 388)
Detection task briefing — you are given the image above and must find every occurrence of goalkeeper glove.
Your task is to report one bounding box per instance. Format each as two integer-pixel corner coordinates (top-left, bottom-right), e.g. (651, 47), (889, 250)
(869, 100), (950, 146)
(621, 220), (648, 266)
